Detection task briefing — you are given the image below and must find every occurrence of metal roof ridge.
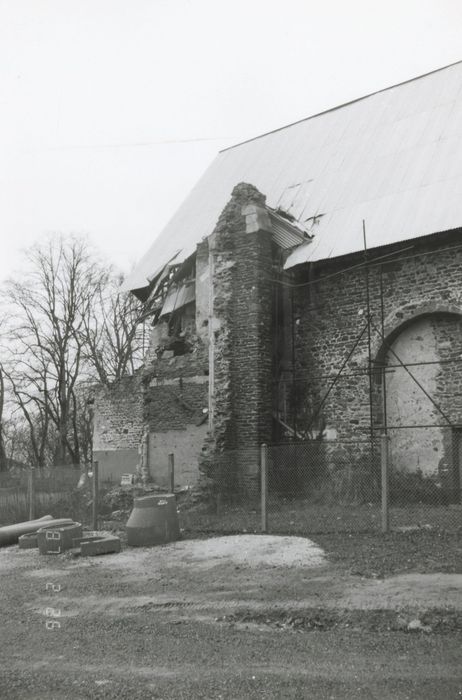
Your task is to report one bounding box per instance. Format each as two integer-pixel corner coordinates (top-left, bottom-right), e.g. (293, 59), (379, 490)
(219, 59), (462, 154)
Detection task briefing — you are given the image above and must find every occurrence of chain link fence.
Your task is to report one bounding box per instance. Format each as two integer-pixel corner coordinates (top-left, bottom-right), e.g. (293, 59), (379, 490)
(2, 431), (460, 536)
(176, 434), (461, 536)
(177, 447), (262, 535)
(0, 465), (95, 527)
(387, 426), (462, 532)
(264, 438), (382, 534)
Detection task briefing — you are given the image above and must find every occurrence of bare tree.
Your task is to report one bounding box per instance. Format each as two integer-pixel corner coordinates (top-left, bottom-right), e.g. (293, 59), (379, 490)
(82, 271), (146, 386)
(0, 364), (7, 471)
(2, 361), (53, 467)
(1, 236), (148, 468)
(2, 236), (101, 466)
(1, 413), (27, 466)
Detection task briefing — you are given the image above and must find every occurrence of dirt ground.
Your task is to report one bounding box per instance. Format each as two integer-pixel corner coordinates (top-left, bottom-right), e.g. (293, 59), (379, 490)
(1, 534), (462, 699)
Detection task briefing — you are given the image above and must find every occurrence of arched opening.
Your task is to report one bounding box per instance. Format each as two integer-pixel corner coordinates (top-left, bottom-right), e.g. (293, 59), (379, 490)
(375, 308), (462, 502)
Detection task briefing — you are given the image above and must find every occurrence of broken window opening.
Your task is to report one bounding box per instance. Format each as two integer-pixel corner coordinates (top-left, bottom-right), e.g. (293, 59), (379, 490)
(164, 304), (195, 356)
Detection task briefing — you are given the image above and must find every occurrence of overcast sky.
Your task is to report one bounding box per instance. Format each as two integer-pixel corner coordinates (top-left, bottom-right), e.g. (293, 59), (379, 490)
(1, 0), (461, 283)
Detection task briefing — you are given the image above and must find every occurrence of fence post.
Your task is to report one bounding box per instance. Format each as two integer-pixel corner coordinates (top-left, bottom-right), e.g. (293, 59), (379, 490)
(28, 467), (36, 521)
(168, 453), (175, 494)
(261, 443), (268, 533)
(92, 461), (99, 532)
(381, 434), (389, 533)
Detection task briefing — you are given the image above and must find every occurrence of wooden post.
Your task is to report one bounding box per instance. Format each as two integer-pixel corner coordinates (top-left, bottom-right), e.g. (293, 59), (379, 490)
(261, 443), (268, 533)
(381, 434), (389, 533)
(168, 453), (175, 494)
(28, 467), (35, 521)
(92, 461), (99, 532)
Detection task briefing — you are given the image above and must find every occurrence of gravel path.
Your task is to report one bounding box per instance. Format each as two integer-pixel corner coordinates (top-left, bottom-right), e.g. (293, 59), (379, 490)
(1, 535), (462, 698)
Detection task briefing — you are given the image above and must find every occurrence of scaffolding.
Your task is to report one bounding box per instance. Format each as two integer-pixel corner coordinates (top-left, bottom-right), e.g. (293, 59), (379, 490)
(271, 227), (462, 508)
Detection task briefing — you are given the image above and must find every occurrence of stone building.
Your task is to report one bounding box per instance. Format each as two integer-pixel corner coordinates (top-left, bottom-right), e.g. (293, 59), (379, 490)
(94, 61), (462, 501)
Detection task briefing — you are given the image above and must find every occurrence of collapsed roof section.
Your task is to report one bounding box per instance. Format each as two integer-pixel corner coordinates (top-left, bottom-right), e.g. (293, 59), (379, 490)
(124, 60), (462, 297)
(160, 278), (195, 317)
(137, 207), (310, 321)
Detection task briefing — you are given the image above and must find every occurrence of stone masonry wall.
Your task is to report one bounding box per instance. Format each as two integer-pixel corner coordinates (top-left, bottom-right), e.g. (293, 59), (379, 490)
(142, 331), (209, 487)
(293, 231), (462, 496)
(93, 306), (209, 485)
(93, 375), (145, 481)
(200, 183), (274, 493)
(144, 381), (208, 431)
(94, 184), (273, 495)
(93, 375), (145, 451)
(230, 229), (273, 487)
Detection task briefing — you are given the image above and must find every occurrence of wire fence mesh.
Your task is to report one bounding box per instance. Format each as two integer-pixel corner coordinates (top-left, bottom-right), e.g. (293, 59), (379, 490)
(178, 434), (461, 536)
(0, 465), (94, 527)
(177, 447), (262, 535)
(2, 430), (460, 536)
(265, 438), (383, 534)
(387, 426), (462, 532)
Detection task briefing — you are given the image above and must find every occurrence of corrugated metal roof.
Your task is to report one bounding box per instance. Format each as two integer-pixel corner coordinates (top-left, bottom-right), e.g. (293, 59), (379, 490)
(125, 61), (462, 290)
(268, 210), (311, 250)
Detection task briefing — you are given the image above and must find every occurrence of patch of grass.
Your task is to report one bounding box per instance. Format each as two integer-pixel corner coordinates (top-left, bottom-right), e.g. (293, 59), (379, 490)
(179, 503), (261, 535)
(313, 529), (462, 578)
(180, 498), (462, 536)
(218, 607), (462, 633)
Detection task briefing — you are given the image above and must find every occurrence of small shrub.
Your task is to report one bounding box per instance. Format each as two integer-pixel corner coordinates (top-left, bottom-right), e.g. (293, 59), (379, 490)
(102, 486), (136, 513)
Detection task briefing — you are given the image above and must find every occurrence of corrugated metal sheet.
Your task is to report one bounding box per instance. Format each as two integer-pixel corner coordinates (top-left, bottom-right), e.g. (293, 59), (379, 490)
(269, 210), (310, 250)
(125, 61), (462, 290)
(160, 281), (195, 316)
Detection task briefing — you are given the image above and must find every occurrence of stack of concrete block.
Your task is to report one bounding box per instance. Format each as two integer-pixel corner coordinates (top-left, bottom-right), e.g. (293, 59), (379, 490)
(37, 522), (83, 554)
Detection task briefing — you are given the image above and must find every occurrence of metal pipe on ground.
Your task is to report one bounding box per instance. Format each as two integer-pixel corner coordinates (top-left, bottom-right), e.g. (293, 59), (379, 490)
(0, 516), (78, 548)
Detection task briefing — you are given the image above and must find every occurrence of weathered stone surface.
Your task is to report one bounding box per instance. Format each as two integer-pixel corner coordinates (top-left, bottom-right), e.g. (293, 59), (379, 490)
(198, 183), (274, 494)
(93, 180), (462, 500)
(93, 375), (144, 451)
(292, 231), (462, 489)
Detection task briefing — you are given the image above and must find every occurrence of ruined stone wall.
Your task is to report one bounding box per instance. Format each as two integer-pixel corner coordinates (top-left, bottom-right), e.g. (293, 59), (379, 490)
(93, 375), (145, 481)
(93, 184), (274, 493)
(93, 309), (209, 485)
(143, 321), (169, 367)
(293, 231), (462, 492)
(231, 228), (273, 448)
(200, 183), (274, 492)
(148, 425), (209, 489)
(93, 375), (145, 451)
(142, 335), (209, 487)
